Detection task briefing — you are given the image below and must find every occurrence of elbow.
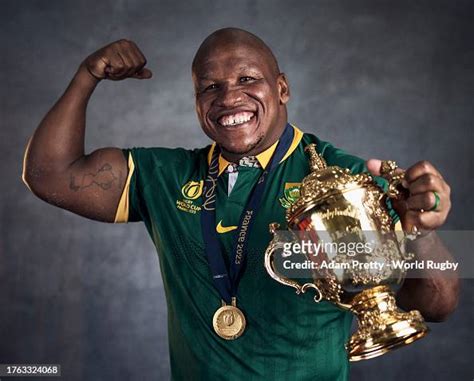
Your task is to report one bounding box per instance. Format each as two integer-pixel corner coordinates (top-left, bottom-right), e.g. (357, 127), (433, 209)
(22, 138), (34, 191)
(22, 159), (59, 202)
(22, 138), (72, 205)
(22, 160), (37, 192)
(22, 162), (47, 198)
(423, 278), (460, 322)
(424, 307), (456, 323)
(21, 137), (44, 195)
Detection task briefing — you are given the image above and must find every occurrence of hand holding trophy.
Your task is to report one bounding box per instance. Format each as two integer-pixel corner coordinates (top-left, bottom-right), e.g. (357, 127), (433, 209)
(264, 144), (428, 361)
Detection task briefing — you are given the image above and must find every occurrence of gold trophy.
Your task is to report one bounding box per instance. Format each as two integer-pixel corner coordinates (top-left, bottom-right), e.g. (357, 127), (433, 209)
(264, 144), (428, 361)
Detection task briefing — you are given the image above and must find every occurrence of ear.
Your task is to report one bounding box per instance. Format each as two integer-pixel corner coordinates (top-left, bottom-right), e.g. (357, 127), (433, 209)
(277, 73), (290, 105)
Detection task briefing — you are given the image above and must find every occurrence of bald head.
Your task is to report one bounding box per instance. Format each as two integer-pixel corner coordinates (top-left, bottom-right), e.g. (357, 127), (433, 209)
(192, 27), (280, 77)
(192, 27), (290, 160)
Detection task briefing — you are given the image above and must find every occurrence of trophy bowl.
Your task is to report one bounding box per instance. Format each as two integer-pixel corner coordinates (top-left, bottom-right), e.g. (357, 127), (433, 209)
(264, 144), (428, 361)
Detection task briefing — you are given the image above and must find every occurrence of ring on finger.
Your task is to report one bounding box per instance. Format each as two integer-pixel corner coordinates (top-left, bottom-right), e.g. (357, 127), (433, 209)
(428, 191), (440, 212)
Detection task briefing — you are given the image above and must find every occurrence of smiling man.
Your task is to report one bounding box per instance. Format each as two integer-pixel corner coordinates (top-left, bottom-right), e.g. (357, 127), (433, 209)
(23, 28), (458, 380)
(192, 30), (288, 161)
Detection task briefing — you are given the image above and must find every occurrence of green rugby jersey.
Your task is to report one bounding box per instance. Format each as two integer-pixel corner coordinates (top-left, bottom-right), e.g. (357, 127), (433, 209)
(115, 125), (394, 381)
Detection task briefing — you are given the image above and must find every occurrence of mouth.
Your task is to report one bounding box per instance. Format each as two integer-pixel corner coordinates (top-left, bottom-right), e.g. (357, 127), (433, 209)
(216, 111), (256, 127)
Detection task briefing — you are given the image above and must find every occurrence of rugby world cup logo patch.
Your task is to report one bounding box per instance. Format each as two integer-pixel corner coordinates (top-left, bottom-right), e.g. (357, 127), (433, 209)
(182, 180), (204, 200)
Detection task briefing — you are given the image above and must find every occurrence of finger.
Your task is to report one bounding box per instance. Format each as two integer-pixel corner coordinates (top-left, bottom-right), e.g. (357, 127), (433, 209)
(366, 159), (408, 190)
(408, 173), (445, 195)
(132, 68), (153, 79)
(403, 210), (443, 232)
(117, 50), (137, 78)
(130, 41), (146, 68)
(118, 40), (148, 78)
(405, 160), (442, 183)
(366, 159), (382, 176)
(130, 51), (147, 74)
(406, 192), (439, 211)
(135, 46), (147, 64)
(124, 46), (142, 69)
(107, 51), (126, 74)
(106, 51), (127, 78)
(128, 51), (147, 77)
(118, 40), (143, 75)
(128, 41), (147, 66)
(366, 159), (405, 177)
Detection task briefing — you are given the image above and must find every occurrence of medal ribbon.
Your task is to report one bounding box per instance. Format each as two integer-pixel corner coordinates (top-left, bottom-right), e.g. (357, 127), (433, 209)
(201, 123), (294, 304)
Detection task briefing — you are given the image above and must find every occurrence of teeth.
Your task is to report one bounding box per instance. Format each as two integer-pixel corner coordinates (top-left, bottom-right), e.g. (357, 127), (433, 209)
(218, 112), (254, 127)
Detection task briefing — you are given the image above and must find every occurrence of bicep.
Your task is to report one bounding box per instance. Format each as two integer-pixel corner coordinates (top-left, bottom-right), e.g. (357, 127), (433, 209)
(28, 147), (128, 222)
(67, 147), (128, 221)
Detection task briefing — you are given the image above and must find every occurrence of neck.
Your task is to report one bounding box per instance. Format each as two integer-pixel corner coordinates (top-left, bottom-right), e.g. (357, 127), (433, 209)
(220, 150), (246, 163)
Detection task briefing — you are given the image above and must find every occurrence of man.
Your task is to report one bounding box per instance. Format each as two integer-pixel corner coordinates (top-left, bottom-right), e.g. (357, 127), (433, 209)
(23, 28), (458, 380)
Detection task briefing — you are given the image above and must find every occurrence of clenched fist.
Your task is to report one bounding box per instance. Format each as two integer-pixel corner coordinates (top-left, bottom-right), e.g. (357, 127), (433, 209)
(81, 39), (152, 81)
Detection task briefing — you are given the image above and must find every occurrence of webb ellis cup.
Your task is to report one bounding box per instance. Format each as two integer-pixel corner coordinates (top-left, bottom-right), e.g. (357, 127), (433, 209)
(264, 144), (428, 361)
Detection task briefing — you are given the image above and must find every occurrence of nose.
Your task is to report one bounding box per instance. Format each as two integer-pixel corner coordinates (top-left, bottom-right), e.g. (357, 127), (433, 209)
(215, 85), (243, 108)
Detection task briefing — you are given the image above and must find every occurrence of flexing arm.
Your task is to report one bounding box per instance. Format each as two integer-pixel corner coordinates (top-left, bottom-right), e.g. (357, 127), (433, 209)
(23, 39), (152, 222)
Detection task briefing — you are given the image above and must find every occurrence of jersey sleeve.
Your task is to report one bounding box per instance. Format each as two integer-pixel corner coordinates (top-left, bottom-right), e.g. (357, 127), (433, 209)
(114, 148), (143, 223)
(314, 136), (400, 224)
(114, 146), (200, 223)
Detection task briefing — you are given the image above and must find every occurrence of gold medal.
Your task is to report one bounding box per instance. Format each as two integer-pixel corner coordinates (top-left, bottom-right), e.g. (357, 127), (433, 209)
(212, 297), (246, 340)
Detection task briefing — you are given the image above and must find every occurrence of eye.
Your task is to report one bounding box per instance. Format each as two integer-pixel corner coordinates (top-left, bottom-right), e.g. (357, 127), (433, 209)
(204, 83), (219, 92)
(239, 76), (255, 83)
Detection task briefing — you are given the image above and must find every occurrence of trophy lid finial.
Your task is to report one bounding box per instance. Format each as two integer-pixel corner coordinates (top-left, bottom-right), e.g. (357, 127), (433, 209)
(305, 144), (327, 172)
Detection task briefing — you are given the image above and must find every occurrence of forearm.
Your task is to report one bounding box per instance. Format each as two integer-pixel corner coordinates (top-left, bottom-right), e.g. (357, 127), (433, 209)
(24, 64), (99, 182)
(396, 231), (460, 321)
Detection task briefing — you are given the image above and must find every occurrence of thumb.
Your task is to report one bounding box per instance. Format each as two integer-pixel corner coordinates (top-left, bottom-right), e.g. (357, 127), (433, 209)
(366, 158), (405, 178)
(366, 159), (383, 176)
(366, 158), (408, 192)
(132, 68), (153, 79)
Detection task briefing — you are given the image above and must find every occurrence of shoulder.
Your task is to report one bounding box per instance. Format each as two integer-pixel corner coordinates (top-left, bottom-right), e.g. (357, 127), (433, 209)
(301, 133), (367, 173)
(122, 146), (210, 172)
(300, 132), (367, 174)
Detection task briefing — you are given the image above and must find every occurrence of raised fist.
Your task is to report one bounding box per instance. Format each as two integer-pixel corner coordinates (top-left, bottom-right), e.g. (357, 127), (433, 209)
(82, 39), (152, 81)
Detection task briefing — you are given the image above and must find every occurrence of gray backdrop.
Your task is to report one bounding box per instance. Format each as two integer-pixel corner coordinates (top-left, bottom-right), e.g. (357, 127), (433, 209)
(1, 1), (473, 380)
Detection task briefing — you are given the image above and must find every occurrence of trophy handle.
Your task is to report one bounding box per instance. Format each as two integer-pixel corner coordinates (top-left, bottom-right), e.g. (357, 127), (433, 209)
(380, 160), (423, 241)
(379, 160), (406, 199)
(264, 223), (323, 303)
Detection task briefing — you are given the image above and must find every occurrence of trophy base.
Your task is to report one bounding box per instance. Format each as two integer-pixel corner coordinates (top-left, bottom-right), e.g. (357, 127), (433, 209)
(347, 285), (429, 362)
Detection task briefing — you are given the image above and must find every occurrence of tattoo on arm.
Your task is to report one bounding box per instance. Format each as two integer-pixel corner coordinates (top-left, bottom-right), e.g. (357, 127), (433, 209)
(69, 163), (118, 191)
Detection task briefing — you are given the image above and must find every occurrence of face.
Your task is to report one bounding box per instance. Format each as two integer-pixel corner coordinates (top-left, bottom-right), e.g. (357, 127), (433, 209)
(193, 43), (290, 158)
